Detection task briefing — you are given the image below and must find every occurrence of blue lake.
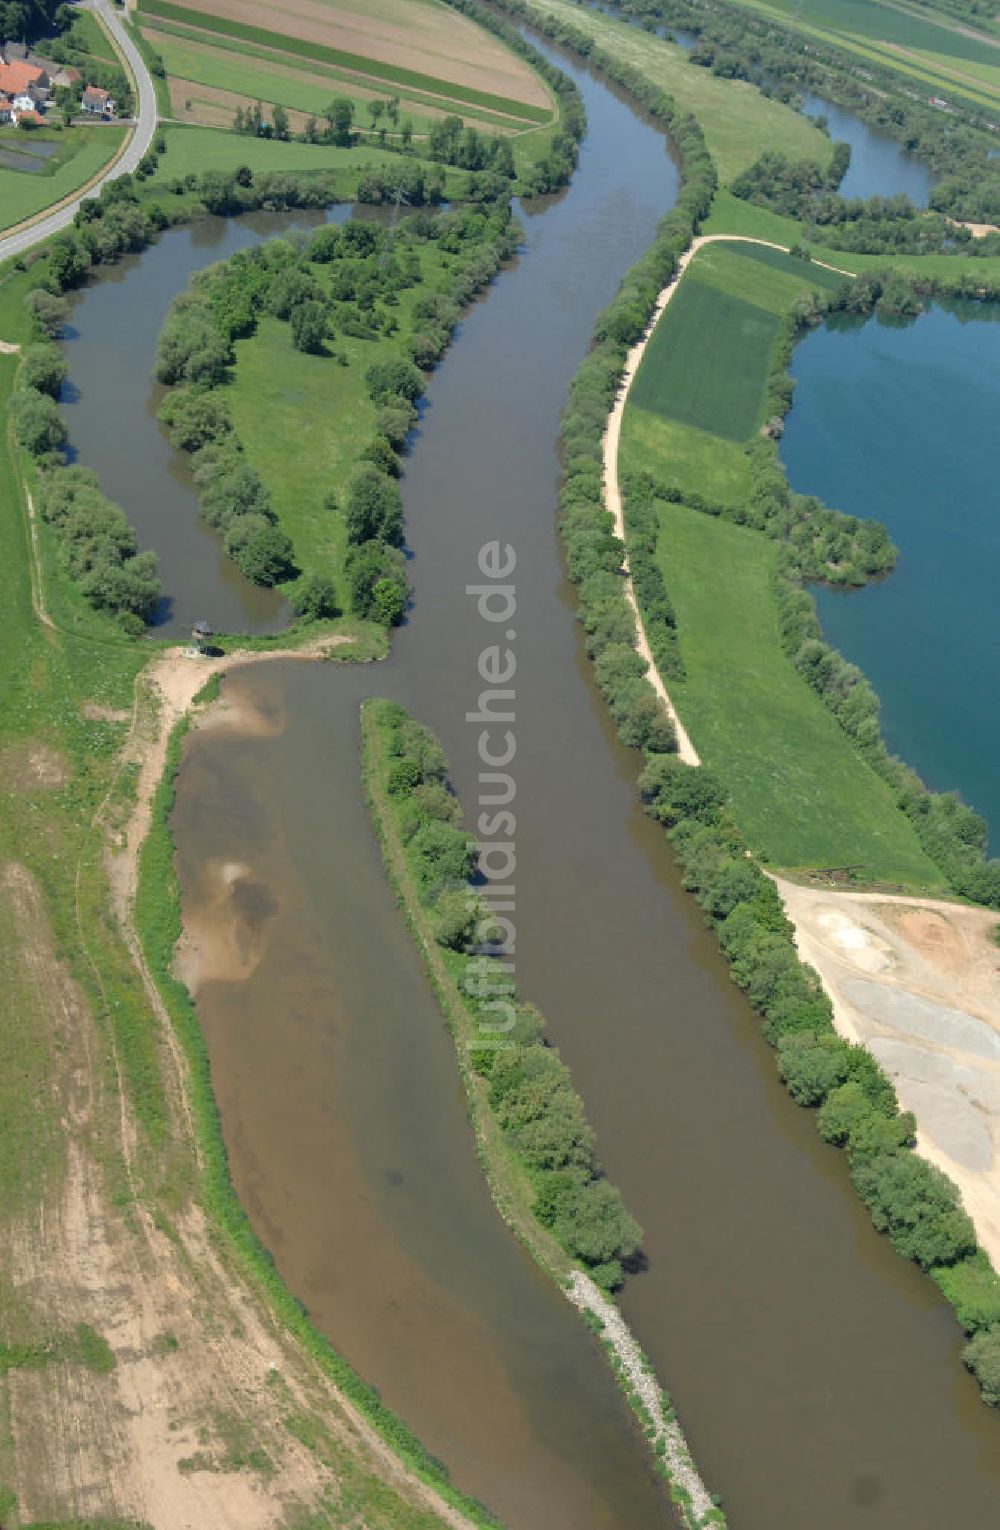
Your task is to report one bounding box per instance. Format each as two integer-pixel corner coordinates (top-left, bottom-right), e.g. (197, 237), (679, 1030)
(780, 302), (1000, 844)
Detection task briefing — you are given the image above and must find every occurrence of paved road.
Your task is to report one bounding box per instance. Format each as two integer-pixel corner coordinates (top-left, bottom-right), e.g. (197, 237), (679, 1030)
(0, 0), (157, 264)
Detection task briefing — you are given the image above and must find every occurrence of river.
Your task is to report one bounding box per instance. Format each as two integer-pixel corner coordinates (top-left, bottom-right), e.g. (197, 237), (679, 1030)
(781, 299), (1000, 849)
(62, 33), (1000, 1530)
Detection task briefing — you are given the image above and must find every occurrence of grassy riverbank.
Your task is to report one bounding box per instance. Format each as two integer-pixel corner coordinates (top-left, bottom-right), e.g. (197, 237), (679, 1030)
(654, 504), (945, 880)
(0, 126), (128, 235)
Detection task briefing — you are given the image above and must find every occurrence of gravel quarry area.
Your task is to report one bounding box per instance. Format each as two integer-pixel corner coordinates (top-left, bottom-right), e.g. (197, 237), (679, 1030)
(776, 881), (1000, 1263)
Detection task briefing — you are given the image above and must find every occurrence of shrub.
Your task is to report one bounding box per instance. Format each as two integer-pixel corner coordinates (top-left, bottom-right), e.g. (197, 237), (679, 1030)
(158, 389), (231, 451)
(964, 1328), (1000, 1407)
(433, 887), (479, 950)
(24, 289), (69, 337)
(345, 465), (403, 547)
(851, 1152), (976, 1269)
(777, 1032), (851, 1106)
(11, 388), (68, 456)
(934, 1254), (1000, 1336)
(289, 573), (338, 619)
(639, 757), (726, 826)
(155, 300), (231, 386)
(232, 526), (297, 586)
(365, 357), (424, 404)
(289, 299), (328, 354)
(20, 342), (67, 399)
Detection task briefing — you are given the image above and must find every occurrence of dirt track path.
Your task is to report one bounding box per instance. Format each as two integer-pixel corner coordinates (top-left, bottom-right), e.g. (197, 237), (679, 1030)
(601, 233), (853, 767)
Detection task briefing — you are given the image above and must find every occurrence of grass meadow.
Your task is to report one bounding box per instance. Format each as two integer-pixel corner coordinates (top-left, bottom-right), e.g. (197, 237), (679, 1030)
(0, 128), (127, 234)
(622, 240), (949, 883)
(622, 240), (856, 495)
(148, 123), (472, 201)
(656, 505), (945, 883)
(517, 0), (829, 180)
(226, 237), (453, 610)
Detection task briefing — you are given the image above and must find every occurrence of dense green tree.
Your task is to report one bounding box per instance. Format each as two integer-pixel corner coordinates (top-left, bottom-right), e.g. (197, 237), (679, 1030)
(965, 1329), (1000, 1407)
(79, 551), (159, 619)
(323, 97), (354, 145)
(155, 302), (230, 386)
(19, 342), (67, 400)
(345, 464), (403, 546)
(852, 1151), (976, 1269)
(371, 576), (406, 626)
(345, 539), (407, 620)
(231, 525), (297, 586)
(409, 819), (474, 887)
(158, 389), (232, 452)
(365, 356), (423, 404)
(11, 388), (67, 457)
(24, 289), (69, 338)
(289, 299), (328, 354)
(289, 573), (338, 619)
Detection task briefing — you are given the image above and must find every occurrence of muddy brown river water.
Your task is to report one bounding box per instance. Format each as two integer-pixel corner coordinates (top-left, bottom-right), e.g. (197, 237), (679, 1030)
(65, 33), (1000, 1530)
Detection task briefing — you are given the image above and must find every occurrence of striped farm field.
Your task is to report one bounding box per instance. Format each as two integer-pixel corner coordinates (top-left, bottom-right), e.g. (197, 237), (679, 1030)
(149, 24), (529, 136)
(138, 0), (554, 124)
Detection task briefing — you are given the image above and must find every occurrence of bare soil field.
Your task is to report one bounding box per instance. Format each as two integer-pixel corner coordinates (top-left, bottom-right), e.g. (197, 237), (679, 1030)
(778, 877), (1000, 1266)
(0, 632), (474, 1528)
(179, 0), (551, 108)
(0, 861), (467, 1529)
(161, 48), (507, 135)
(168, 74), (314, 133)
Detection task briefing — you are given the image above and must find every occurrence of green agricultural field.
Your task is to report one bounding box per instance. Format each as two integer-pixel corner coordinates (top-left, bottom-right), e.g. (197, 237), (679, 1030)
(0, 127), (127, 234)
(630, 280), (779, 442)
(149, 124), (470, 196)
(516, 0), (829, 180)
(622, 408), (752, 508)
(623, 241), (849, 492)
(656, 504), (945, 883)
(725, 0), (1000, 108)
